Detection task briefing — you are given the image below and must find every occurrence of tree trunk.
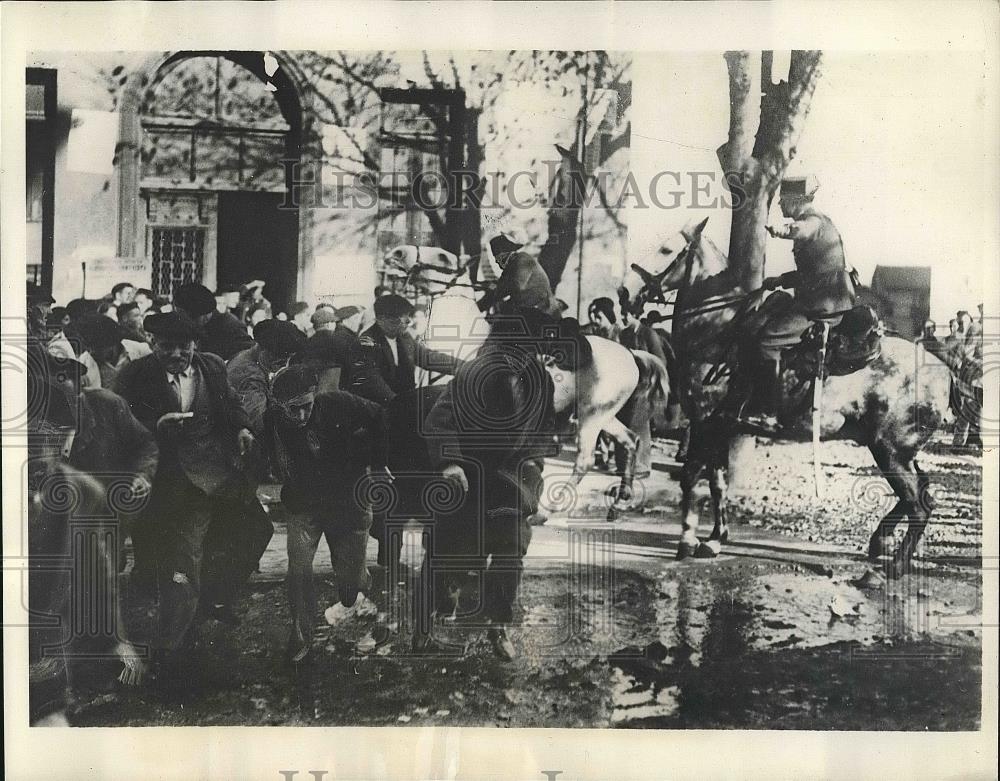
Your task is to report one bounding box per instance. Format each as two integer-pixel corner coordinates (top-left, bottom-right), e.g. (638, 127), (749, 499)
(719, 50), (823, 290)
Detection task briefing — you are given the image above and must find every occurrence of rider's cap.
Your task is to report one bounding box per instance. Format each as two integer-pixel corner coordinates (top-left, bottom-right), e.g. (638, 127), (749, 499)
(490, 233), (525, 257)
(780, 175), (819, 199)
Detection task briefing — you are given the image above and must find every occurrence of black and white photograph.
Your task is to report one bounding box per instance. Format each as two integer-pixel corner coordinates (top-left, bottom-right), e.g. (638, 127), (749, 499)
(3, 2), (997, 779)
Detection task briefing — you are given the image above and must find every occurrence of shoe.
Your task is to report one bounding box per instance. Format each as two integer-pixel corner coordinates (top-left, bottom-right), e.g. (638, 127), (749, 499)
(487, 626), (516, 661)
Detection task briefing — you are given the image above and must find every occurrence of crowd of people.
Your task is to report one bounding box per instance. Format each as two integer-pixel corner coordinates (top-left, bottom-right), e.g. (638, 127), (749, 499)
(918, 305), (985, 451)
(21, 219), (985, 724)
(23, 235), (574, 724)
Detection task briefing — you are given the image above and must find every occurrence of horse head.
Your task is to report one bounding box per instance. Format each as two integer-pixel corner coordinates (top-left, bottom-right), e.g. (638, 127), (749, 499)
(618, 217), (713, 315)
(383, 245), (465, 295)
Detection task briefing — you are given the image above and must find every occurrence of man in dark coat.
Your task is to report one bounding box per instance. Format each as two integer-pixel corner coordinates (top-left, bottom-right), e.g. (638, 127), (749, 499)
(173, 282), (254, 361)
(301, 305), (364, 392)
(264, 365), (389, 662)
(477, 234), (562, 317)
(350, 294), (464, 406)
(113, 313), (265, 680)
(414, 311), (560, 661)
(738, 176), (858, 427)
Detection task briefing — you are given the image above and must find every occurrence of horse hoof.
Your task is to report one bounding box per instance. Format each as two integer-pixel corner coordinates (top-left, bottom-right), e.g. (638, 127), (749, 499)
(676, 542), (699, 560)
(867, 535), (888, 561)
(693, 542), (720, 559)
(606, 507), (619, 522)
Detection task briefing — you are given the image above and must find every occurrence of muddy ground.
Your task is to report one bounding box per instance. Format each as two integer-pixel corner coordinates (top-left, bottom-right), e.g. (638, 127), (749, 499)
(69, 434), (985, 729)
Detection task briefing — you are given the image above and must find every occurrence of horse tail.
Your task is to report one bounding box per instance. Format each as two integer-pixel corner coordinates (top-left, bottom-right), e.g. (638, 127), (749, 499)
(632, 349), (669, 406)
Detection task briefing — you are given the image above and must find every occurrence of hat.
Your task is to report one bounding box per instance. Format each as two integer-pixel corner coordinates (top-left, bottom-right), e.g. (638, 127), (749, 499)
(490, 233), (525, 258)
(66, 298), (98, 321)
(253, 319), (306, 358)
(144, 311), (202, 341)
(373, 294), (415, 319)
(27, 283), (55, 305)
(173, 283), (216, 317)
(779, 175), (819, 199)
(311, 307), (338, 328)
(271, 365), (319, 402)
(75, 314), (128, 350)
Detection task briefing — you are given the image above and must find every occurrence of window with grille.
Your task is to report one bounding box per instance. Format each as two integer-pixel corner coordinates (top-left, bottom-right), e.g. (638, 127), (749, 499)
(150, 227), (205, 298)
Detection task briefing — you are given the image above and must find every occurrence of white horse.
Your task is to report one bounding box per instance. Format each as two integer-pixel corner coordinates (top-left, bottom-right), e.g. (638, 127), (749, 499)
(381, 244), (487, 385)
(383, 245), (669, 515)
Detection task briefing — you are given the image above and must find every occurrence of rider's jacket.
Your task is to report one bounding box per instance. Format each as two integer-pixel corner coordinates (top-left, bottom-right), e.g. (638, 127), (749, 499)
(481, 252), (560, 316)
(775, 206), (856, 316)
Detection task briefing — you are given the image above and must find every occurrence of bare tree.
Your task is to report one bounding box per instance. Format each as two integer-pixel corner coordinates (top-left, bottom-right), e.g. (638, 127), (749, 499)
(717, 50), (823, 291)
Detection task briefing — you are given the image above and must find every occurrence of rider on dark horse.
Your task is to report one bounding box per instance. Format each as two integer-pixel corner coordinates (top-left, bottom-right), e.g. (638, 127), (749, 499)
(731, 175), (859, 431)
(477, 233), (564, 318)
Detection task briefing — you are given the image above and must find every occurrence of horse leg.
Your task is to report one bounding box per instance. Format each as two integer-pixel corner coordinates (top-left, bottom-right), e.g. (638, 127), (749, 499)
(866, 500), (909, 560)
(695, 461), (730, 558)
(677, 425), (707, 559)
(573, 412), (608, 484)
(601, 416), (639, 520)
(866, 441), (932, 578)
(892, 461), (934, 579)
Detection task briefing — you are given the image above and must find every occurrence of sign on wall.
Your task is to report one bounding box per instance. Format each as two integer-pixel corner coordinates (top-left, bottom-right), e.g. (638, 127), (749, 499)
(82, 255), (151, 298)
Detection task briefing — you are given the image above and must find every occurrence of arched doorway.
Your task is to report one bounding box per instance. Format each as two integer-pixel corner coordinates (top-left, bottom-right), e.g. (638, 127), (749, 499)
(116, 51), (313, 310)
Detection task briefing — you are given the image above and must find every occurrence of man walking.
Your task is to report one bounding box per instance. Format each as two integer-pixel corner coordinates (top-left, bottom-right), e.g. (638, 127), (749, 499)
(113, 312), (259, 685)
(264, 366), (389, 662)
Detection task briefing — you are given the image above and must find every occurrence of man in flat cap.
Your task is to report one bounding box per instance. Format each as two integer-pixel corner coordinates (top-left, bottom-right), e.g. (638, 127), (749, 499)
(113, 312), (261, 685)
(351, 294), (464, 406)
(227, 318), (306, 439)
(737, 175), (858, 428)
(264, 365), (390, 662)
(173, 282), (253, 362)
(477, 233), (562, 318)
(303, 304), (364, 392)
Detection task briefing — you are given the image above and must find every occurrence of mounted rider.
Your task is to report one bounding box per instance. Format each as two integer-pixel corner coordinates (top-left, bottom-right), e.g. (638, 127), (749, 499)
(477, 233), (564, 318)
(735, 175), (862, 429)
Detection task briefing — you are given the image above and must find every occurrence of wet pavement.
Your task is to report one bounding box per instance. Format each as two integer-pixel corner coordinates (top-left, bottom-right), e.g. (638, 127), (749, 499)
(70, 436), (985, 729)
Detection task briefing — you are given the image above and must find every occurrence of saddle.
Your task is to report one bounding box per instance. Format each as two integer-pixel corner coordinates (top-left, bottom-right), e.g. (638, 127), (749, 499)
(789, 303), (882, 379)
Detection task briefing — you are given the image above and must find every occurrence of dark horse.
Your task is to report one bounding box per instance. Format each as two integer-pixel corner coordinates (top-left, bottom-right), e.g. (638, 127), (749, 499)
(621, 218), (958, 578)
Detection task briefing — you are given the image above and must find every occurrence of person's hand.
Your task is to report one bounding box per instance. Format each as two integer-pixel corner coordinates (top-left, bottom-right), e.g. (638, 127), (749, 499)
(237, 428), (255, 457)
(442, 463), (469, 493)
(156, 411), (193, 432)
(765, 224), (779, 237)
